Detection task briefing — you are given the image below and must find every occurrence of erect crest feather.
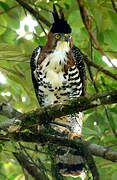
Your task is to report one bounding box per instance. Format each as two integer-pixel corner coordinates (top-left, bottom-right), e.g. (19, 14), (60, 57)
(52, 4), (64, 21)
(50, 4), (72, 34)
(52, 4), (60, 22)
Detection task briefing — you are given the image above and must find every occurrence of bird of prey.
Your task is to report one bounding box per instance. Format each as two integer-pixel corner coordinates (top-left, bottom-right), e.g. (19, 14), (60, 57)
(30, 5), (86, 178)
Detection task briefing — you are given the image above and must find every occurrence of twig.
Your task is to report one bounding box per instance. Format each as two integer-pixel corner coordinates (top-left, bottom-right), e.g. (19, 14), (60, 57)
(87, 64), (99, 93)
(13, 151), (49, 180)
(87, 38), (99, 93)
(15, 0), (51, 27)
(17, 144), (48, 154)
(37, 19), (47, 36)
(77, 0), (116, 68)
(104, 106), (117, 138)
(19, 142), (49, 179)
(111, 0), (117, 13)
(84, 55), (117, 81)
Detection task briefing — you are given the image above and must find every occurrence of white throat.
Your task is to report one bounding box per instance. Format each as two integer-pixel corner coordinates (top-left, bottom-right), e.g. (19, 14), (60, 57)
(41, 41), (70, 71)
(56, 40), (70, 52)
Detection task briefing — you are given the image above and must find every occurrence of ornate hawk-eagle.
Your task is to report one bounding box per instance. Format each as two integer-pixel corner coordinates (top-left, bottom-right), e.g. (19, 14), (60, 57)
(30, 5), (86, 178)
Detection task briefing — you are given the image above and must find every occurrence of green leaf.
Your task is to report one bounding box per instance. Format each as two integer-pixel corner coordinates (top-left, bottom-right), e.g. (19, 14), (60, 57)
(83, 127), (98, 136)
(112, 171), (117, 180)
(0, 15), (7, 35)
(0, 2), (10, 11)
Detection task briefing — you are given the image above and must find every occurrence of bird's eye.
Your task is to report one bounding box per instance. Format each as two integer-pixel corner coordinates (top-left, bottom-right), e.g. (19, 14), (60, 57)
(55, 34), (61, 39)
(64, 34), (71, 38)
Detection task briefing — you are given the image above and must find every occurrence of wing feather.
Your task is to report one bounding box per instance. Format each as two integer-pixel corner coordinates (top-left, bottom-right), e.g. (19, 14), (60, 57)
(30, 46), (43, 104)
(71, 46), (86, 96)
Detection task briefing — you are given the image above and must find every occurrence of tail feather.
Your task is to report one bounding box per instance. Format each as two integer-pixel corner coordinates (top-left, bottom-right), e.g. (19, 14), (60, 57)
(51, 112), (85, 178)
(55, 146), (85, 177)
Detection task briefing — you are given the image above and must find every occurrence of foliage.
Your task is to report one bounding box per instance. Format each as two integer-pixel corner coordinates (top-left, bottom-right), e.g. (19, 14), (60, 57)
(0, 0), (117, 179)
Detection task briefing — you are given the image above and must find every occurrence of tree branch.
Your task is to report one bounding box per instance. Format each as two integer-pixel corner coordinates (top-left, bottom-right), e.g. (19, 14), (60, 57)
(88, 143), (117, 162)
(77, 0), (116, 68)
(15, 0), (51, 27)
(13, 132), (100, 180)
(111, 0), (117, 13)
(0, 102), (21, 118)
(84, 55), (117, 81)
(0, 90), (117, 131)
(13, 152), (49, 180)
(12, 132), (117, 163)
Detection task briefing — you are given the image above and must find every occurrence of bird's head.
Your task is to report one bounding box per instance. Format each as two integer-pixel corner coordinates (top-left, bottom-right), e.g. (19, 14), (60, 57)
(47, 4), (73, 51)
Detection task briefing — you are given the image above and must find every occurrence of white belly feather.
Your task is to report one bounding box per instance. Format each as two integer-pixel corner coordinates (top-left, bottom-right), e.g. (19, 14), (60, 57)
(38, 42), (70, 105)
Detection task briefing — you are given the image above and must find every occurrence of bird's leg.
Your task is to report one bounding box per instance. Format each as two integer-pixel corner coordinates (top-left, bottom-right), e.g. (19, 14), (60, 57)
(63, 129), (83, 139)
(68, 132), (83, 139)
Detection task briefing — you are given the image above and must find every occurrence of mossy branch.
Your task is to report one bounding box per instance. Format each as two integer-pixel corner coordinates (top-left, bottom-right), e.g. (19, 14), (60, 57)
(0, 90), (117, 131)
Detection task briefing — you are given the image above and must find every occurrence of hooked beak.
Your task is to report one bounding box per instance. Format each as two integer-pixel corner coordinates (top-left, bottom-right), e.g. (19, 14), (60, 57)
(61, 35), (69, 42)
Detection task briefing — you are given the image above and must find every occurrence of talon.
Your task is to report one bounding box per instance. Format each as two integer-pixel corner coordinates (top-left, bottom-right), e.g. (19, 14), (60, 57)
(69, 133), (83, 139)
(63, 130), (83, 139)
(63, 129), (70, 135)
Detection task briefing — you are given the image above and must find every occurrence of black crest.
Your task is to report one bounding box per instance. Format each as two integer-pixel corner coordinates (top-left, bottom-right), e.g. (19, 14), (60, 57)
(50, 4), (72, 34)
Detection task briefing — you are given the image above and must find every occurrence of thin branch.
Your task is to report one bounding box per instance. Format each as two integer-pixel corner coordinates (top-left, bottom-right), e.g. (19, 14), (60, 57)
(13, 152), (49, 180)
(104, 106), (117, 137)
(87, 39), (99, 93)
(37, 19), (47, 36)
(111, 0), (117, 13)
(19, 142), (49, 180)
(84, 55), (117, 81)
(15, 0), (51, 27)
(87, 64), (99, 93)
(0, 102), (21, 118)
(17, 144), (48, 155)
(77, 0), (116, 68)
(0, 90), (117, 131)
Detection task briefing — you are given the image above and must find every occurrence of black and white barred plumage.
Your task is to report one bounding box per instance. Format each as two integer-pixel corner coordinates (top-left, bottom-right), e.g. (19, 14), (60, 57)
(30, 45), (86, 176)
(30, 4), (86, 178)
(31, 45), (85, 104)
